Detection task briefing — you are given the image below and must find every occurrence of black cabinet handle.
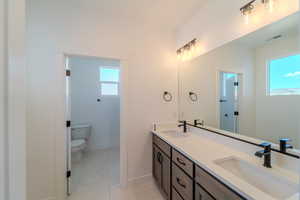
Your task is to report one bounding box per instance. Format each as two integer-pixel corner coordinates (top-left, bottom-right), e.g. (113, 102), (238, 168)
(176, 157), (186, 166)
(157, 152), (160, 163)
(176, 177), (186, 188)
(157, 152), (163, 163)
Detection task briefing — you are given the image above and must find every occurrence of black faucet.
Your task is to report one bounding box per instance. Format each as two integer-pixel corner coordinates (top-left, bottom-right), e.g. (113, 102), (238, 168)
(255, 142), (272, 168)
(178, 120), (187, 133)
(279, 138), (293, 153)
(194, 119), (204, 127)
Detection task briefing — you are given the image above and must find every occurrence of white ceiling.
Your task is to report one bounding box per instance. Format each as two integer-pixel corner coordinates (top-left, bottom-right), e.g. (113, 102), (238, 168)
(94, 0), (210, 30)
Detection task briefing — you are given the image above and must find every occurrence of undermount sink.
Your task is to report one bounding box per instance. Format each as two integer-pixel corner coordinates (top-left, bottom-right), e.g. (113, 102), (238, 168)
(161, 130), (189, 138)
(214, 156), (298, 199)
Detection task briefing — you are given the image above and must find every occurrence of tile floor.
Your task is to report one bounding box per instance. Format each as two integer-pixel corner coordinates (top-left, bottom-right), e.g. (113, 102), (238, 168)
(68, 148), (163, 200)
(111, 177), (164, 200)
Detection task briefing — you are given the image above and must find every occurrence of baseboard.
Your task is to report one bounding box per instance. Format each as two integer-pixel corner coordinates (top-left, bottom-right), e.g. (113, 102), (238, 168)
(41, 197), (56, 200)
(127, 173), (152, 183)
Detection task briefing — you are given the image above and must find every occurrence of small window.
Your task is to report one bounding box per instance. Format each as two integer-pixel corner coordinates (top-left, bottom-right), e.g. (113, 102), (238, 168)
(268, 54), (300, 96)
(99, 67), (119, 96)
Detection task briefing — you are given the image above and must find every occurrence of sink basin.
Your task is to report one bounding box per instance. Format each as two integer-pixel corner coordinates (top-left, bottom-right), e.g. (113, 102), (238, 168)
(161, 130), (189, 138)
(214, 157), (298, 199)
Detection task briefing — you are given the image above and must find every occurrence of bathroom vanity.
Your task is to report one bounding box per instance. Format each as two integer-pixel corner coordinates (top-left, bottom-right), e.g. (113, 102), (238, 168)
(152, 126), (299, 200)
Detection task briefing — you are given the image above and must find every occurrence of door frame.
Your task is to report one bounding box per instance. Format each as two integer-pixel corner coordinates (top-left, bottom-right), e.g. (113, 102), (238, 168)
(216, 70), (242, 133)
(61, 53), (129, 196)
(1, 0), (27, 199)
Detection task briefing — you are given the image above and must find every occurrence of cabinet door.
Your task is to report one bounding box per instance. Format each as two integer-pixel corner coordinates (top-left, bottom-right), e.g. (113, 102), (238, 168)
(195, 184), (215, 200)
(153, 146), (162, 187)
(172, 188), (184, 200)
(161, 153), (171, 200)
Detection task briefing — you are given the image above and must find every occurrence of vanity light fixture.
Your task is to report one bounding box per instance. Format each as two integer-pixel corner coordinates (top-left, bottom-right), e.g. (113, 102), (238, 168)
(177, 38), (198, 61)
(240, 0), (256, 24)
(240, 0), (278, 24)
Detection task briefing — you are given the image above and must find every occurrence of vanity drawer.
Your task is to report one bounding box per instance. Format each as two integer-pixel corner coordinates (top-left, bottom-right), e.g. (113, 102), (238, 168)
(172, 164), (193, 200)
(195, 166), (244, 200)
(172, 149), (193, 177)
(172, 188), (184, 200)
(195, 183), (214, 200)
(153, 135), (171, 157)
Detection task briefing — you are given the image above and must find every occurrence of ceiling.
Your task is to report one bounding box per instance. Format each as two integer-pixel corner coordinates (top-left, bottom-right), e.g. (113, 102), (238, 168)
(92, 0), (210, 30)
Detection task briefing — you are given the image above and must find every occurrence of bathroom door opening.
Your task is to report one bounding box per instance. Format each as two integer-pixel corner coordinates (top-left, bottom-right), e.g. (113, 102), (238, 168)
(65, 55), (121, 197)
(219, 72), (240, 133)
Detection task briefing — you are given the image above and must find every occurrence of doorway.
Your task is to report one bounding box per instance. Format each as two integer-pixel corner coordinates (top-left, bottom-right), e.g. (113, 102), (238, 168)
(65, 55), (121, 199)
(219, 72), (240, 133)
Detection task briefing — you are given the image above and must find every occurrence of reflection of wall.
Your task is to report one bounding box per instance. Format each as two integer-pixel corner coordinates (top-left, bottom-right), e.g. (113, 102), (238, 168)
(180, 42), (256, 137)
(255, 34), (300, 147)
(70, 57), (120, 150)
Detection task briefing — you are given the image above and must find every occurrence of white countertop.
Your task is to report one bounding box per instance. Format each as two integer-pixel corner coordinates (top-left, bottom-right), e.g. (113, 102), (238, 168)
(152, 128), (299, 200)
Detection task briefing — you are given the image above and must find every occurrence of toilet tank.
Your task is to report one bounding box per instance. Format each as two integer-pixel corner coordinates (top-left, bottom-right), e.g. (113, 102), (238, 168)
(71, 124), (91, 140)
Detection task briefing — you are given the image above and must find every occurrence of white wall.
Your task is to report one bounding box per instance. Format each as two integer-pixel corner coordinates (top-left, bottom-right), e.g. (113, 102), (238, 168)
(7, 0), (27, 199)
(0, 0), (7, 199)
(70, 56), (120, 150)
(179, 42), (256, 137)
(26, 0), (178, 199)
(177, 0), (299, 56)
(255, 33), (300, 147)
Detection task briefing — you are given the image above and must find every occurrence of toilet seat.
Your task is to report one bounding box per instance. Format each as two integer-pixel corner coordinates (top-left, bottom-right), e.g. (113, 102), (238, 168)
(71, 139), (86, 152)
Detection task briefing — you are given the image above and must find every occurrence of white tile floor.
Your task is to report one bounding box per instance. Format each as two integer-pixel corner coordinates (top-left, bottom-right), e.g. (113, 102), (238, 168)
(111, 177), (164, 200)
(68, 148), (163, 200)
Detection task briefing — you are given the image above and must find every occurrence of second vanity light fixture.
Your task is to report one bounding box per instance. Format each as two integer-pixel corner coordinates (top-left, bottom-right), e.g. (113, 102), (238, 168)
(240, 0), (276, 24)
(176, 38), (200, 62)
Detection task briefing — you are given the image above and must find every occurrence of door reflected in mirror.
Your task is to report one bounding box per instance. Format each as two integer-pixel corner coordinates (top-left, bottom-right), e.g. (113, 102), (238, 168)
(219, 72), (240, 133)
(179, 12), (300, 151)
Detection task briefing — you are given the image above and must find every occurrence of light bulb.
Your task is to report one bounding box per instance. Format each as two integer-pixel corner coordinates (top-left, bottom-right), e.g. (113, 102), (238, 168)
(177, 53), (182, 61)
(268, 0), (274, 13)
(182, 50), (187, 61)
(263, 0), (275, 13)
(190, 45), (195, 59)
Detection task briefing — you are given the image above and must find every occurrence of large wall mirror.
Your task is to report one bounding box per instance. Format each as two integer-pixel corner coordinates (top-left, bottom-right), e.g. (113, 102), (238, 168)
(179, 12), (300, 155)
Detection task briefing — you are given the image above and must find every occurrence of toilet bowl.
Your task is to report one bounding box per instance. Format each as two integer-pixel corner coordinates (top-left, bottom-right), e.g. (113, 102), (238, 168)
(71, 124), (91, 162)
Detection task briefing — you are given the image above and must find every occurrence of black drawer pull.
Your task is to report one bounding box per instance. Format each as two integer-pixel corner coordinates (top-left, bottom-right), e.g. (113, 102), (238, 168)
(176, 177), (186, 188)
(176, 157), (186, 166)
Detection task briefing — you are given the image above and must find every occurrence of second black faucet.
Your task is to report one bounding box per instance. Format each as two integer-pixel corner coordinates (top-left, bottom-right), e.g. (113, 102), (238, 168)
(178, 120), (187, 133)
(255, 142), (272, 168)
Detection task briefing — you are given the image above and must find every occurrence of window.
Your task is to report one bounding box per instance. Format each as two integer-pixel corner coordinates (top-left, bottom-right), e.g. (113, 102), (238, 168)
(99, 67), (119, 96)
(268, 54), (300, 96)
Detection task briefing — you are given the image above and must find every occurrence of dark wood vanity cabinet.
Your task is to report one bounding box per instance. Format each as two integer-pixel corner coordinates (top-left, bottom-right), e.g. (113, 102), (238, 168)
(152, 134), (246, 200)
(153, 136), (171, 200)
(195, 166), (244, 200)
(195, 184), (214, 200)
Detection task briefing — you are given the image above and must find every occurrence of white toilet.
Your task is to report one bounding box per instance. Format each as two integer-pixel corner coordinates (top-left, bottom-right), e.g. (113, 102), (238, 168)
(71, 124), (91, 162)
